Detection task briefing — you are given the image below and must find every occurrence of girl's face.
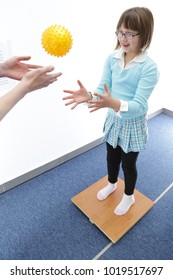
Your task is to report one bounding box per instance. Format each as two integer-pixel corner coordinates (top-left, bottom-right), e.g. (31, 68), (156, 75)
(117, 25), (140, 56)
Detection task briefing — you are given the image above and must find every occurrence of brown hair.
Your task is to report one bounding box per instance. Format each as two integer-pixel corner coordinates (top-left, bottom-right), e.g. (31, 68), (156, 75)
(115, 7), (154, 52)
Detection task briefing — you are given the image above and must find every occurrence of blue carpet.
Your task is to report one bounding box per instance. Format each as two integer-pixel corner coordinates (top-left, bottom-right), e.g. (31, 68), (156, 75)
(100, 188), (173, 260)
(136, 113), (173, 199)
(0, 113), (172, 259)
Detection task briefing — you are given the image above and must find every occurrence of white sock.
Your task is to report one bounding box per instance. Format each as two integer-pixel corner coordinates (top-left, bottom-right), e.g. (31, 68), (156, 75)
(97, 182), (117, 201)
(114, 194), (135, 215)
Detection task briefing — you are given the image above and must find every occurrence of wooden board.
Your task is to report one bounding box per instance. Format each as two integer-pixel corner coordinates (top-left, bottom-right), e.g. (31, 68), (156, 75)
(71, 177), (154, 243)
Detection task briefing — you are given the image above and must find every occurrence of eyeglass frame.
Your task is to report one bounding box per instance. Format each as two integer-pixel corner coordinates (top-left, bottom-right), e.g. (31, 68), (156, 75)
(115, 31), (140, 40)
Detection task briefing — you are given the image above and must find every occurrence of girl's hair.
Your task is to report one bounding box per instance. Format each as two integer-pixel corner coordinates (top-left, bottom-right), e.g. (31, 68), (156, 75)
(115, 7), (154, 52)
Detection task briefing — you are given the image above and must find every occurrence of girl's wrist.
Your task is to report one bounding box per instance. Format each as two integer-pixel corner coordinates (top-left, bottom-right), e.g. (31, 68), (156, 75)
(88, 91), (93, 100)
(112, 99), (121, 112)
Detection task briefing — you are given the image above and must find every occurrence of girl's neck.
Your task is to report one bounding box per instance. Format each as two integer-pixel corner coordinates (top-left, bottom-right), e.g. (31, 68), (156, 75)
(124, 52), (137, 65)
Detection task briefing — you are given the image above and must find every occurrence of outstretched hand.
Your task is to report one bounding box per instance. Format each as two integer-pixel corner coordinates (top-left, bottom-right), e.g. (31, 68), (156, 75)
(1, 56), (43, 80)
(0, 64), (62, 122)
(88, 83), (112, 112)
(21, 65), (62, 93)
(63, 80), (91, 109)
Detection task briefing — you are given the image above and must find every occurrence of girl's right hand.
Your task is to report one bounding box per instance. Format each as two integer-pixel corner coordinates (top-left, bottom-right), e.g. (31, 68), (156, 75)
(63, 80), (91, 109)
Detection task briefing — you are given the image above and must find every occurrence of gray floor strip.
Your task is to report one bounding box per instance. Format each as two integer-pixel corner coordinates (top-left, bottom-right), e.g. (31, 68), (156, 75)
(92, 242), (113, 260)
(154, 182), (173, 203)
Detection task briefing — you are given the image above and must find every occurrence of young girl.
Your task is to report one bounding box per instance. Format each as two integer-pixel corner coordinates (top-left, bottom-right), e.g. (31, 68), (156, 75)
(63, 7), (159, 215)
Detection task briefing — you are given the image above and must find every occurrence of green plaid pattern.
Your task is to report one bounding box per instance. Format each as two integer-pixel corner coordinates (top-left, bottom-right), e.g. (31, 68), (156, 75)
(103, 110), (148, 153)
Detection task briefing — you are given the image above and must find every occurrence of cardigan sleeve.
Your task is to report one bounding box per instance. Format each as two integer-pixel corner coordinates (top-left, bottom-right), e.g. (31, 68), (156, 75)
(121, 60), (159, 117)
(95, 54), (113, 94)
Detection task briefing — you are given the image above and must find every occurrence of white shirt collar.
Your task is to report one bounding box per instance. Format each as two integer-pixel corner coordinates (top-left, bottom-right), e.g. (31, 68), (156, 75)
(113, 48), (147, 62)
(113, 48), (147, 69)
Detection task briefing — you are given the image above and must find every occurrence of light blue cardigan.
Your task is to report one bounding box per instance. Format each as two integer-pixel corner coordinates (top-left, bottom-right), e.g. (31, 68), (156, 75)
(95, 50), (159, 119)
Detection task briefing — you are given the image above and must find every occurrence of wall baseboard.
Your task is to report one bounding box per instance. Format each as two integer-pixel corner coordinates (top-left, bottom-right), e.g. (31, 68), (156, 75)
(163, 108), (173, 117)
(147, 108), (163, 119)
(1, 108), (172, 194)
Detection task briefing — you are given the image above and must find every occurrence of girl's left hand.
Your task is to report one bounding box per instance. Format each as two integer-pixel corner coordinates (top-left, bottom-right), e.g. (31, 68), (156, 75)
(88, 83), (113, 112)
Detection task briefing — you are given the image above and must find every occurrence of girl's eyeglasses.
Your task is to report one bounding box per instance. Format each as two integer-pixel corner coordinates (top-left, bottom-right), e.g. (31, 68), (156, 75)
(115, 31), (140, 40)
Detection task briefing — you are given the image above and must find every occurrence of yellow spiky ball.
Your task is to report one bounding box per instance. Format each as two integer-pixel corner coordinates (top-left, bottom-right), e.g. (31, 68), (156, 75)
(41, 25), (73, 57)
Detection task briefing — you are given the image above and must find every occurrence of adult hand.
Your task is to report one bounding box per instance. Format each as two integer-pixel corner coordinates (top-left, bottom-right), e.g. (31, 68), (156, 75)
(20, 65), (62, 93)
(0, 56), (43, 80)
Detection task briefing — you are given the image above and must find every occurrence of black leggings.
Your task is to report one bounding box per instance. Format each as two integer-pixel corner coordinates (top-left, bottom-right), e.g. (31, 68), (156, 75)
(106, 143), (139, 195)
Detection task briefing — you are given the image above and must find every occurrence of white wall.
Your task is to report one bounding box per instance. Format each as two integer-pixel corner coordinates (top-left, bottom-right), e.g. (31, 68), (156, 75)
(0, 0), (171, 184)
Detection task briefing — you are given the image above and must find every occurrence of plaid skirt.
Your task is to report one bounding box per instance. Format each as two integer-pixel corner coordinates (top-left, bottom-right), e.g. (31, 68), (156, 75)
(102, 110), (148, 153)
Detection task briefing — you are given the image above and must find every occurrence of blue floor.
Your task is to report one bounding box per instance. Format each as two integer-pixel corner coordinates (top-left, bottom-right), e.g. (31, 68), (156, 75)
(100, 189), (173, 260)
(0, 113), (173, 260)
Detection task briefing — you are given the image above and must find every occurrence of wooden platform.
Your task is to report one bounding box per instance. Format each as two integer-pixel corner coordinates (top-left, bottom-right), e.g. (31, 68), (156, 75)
(71, 177), (154, 243)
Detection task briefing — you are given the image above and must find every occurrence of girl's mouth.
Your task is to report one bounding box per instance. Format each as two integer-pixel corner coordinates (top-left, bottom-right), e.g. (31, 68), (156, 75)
(122, 44), (130, 48)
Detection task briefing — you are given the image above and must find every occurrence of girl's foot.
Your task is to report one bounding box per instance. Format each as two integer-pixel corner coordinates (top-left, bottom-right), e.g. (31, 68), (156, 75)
(97, 183), (117, 201)
(114, 194), (135, 215)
